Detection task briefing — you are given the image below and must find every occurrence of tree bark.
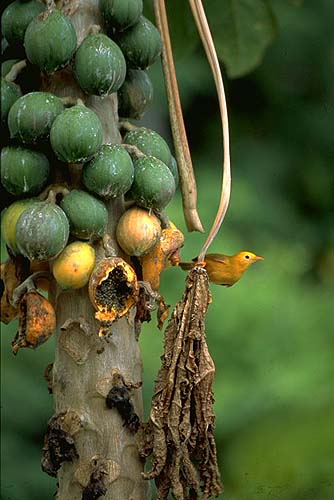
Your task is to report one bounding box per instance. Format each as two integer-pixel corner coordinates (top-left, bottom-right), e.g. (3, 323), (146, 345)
(42, 1), (151, 498)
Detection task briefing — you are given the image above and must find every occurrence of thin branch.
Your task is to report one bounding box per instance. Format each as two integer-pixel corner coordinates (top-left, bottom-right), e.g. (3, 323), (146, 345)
(46, 0), (56, 10)
(154, 0), (204, 233)
(5, 60), (27, 83)
(188, 0), (232, 262)
(11, 272), (52, 306)
(118, 120), (137, 132)
(39, 184), (70, 201)
(122, 144), (146, 159)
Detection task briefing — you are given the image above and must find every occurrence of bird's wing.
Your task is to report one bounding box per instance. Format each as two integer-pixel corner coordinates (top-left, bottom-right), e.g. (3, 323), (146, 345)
(205, 253), (228, 264)
(192, 253), (227, 264)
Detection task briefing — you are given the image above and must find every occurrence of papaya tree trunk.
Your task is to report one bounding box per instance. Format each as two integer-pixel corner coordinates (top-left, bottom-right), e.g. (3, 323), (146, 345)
(42, 1), (151, 498)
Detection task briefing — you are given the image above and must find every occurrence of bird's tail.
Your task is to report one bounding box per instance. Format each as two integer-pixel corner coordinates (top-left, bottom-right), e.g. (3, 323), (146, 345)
(179, 261), (195, 271)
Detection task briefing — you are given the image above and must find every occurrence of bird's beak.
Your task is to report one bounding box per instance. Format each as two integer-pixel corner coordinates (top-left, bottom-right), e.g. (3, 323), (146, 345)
(254, 255), (264, 261)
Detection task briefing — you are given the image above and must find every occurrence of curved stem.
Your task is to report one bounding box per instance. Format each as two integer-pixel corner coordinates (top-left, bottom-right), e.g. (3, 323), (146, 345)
(88, 24), (101, 34)
(40, 184), (70, 202)
(60, 96), (81, 106)
(154, 211), (170, 229)
(5, 60), (27, 83)
(189, 0), (232, 262)
(11, 272), (52, 306)
(118, 120), (137, 132)
(154, 0), (204, 233)
(122, 144), (146, 159)
(46, 0), (56, 10)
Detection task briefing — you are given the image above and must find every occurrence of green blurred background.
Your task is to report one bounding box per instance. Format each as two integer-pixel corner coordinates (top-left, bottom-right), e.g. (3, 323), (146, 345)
(1, 0), (333, 499)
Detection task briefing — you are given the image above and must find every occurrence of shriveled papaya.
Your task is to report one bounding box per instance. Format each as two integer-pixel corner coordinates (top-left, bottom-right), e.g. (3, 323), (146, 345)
(140, 223), (184, 290)
(12, 290), (56, 354)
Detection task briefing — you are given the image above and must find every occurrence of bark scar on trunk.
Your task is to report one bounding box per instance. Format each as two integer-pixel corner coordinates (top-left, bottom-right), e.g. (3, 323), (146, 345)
(59, 317), (92, 364)
(44, 362), (54, 393)
(75, 455), (121, 500)
(42, 410), (83, 477)
(105, 369), (142, 434)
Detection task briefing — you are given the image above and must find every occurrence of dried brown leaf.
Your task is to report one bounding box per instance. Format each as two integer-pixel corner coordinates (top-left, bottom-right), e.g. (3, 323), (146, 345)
(141, 266), (223, 499)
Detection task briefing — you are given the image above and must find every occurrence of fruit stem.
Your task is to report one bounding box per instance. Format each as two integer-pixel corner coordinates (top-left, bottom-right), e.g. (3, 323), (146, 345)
(11, 272), (51, 306)
(40, 184), (70, 202)
(154, 211), (171, 229)
(88, 24), (101, 35)
(46, 0), (56, 11)
(102, 234), (118, 258)
(119, 120), (137, 132)
(67, 163), (83, 187)
(122, 143), (145, 159)
(60, 96), (81, 106)
(154, 0), (204, 234)
(4, 60), (27, 83)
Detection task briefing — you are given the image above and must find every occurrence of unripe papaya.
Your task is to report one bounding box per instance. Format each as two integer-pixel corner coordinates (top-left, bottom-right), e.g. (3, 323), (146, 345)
(74, 33), (126, 96)
(124, 126), (172, 167)
(100, 0), (143, 31)
(129, 155), (175, 210)
(1, 146), (49, 196)
(83, 144), (134, 199)
(15, 201), (69, 261)
(118, 69), (153, 119)
(115, 16), (162, 69)
(1, 0), (45, 46)
(50, 104), (103, 163)
(1, 198), (35, 254)
(8, 91), (64, 143)
(24, 9), (77, 73)
(60, 190), (108, 240)
(1, 78), (22, 124)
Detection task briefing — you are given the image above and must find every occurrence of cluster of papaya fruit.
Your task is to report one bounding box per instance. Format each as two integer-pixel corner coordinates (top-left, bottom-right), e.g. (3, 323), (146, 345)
(1, 0), (183, 349)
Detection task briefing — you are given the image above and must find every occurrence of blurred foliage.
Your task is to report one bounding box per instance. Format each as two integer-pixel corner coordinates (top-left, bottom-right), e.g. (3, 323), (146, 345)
(199, 0), (277, 78)
(145, 0), (285, 78)
(1, 0), (334, 499)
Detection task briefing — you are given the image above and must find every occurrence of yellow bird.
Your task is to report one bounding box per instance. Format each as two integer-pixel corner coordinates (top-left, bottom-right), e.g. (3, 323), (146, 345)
(179, 251), (264, 286)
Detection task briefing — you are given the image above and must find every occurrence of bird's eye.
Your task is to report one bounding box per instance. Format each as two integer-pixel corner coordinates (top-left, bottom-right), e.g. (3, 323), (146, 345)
(245, 255), (250, 259)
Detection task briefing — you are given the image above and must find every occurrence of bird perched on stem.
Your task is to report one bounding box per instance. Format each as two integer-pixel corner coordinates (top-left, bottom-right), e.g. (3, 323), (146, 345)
(179, 251), (264, 287)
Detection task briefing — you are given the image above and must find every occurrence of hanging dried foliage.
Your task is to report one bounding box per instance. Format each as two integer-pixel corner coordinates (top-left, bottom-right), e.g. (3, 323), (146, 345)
(140, 266), (223, 499)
